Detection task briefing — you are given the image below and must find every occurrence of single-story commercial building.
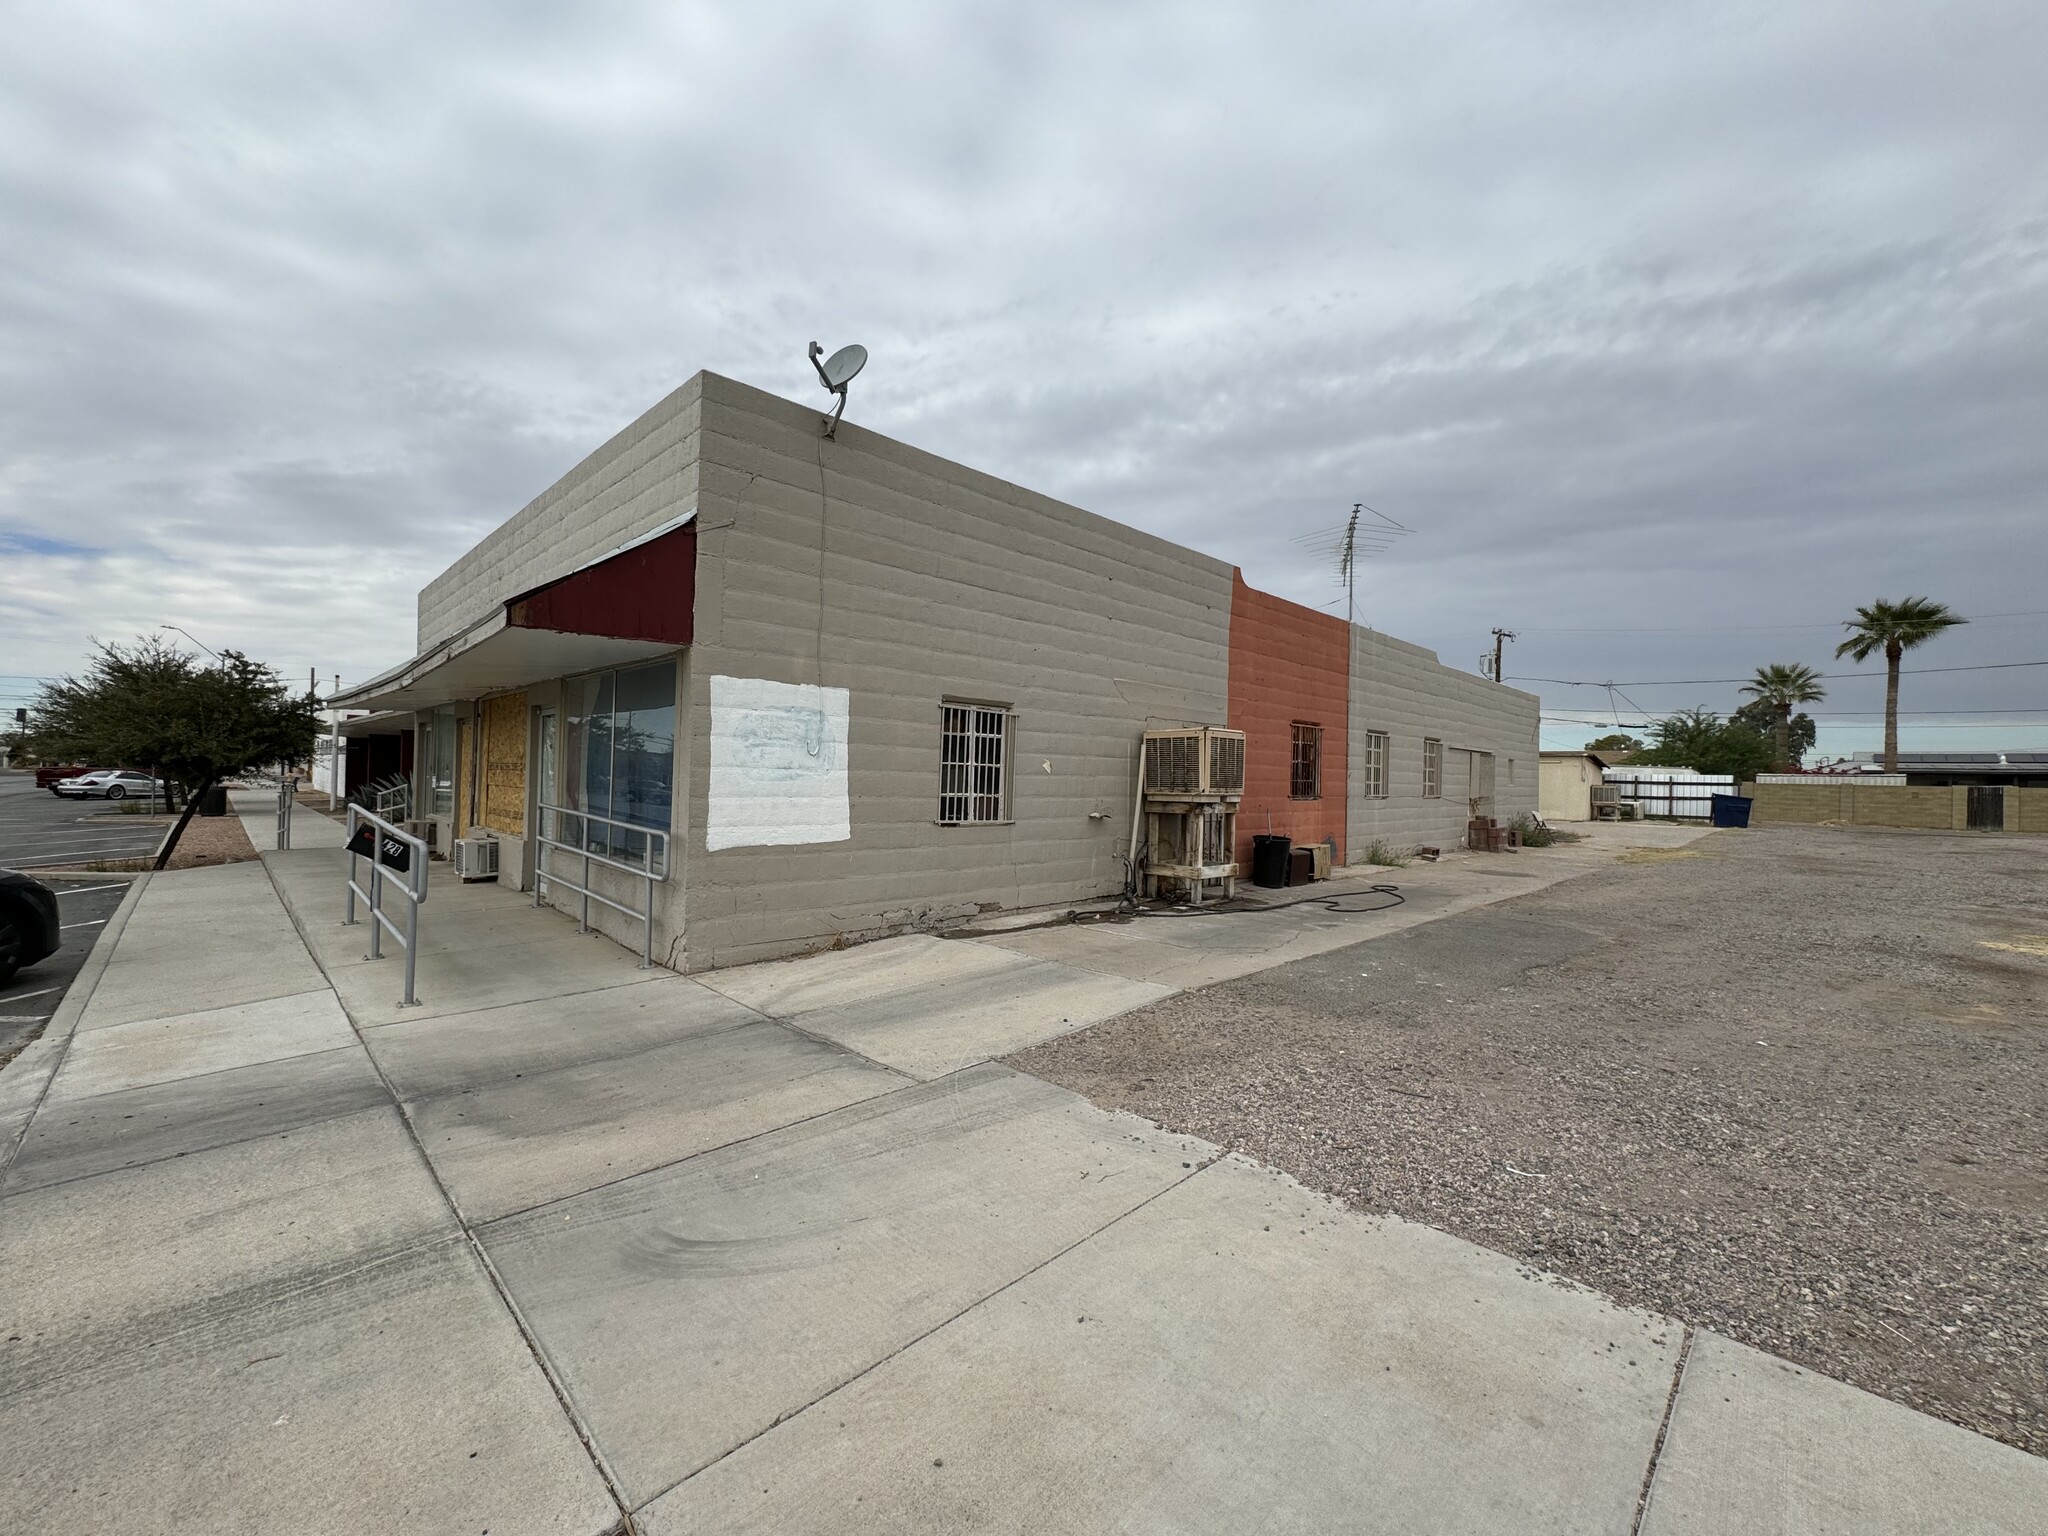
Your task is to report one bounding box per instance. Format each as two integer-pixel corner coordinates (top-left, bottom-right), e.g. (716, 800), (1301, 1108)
(337, 371), (1538, 972)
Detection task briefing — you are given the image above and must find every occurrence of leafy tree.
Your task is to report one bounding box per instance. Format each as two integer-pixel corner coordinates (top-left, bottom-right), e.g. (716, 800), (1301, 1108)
(31, 638), (318, 868)
(1737, 662), (1826, 770)
(1583, 733), (1644, 756)
(1836, 597), (1965, 771)
(1632, 708), (1773, 779)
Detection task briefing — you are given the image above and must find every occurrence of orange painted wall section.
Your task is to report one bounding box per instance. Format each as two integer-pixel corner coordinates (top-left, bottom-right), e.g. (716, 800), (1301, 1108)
(1226, 571), (1351, 868)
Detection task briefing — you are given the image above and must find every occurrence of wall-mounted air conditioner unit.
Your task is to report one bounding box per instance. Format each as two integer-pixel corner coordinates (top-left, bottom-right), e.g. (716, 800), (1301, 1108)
(1143, 727), (1247, 797)
(452, 835), (499, 881)
(1138, 726), (1246, 906)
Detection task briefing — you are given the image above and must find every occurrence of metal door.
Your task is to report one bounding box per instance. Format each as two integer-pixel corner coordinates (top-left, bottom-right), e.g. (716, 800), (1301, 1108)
(1967, 785), (2003, 831)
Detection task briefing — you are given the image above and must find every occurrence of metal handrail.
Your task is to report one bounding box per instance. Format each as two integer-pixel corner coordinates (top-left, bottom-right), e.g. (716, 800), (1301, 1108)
(532, 801), (670, 968)
(343, 804), (430, 1006)
(373, 782), (412, 821)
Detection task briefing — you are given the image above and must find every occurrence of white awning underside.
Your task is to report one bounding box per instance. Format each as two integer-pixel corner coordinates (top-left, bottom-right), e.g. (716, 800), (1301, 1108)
(332, 611), (676, 713)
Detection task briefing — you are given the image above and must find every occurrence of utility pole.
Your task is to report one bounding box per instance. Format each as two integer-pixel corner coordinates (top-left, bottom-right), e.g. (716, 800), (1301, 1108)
(1339, 504), (1361, 630)
(1490, 628), (1516, 683)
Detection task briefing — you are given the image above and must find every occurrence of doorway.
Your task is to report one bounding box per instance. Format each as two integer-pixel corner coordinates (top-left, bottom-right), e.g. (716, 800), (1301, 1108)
(1966, 785), (2004, 831)
(534, 708), (558, 819)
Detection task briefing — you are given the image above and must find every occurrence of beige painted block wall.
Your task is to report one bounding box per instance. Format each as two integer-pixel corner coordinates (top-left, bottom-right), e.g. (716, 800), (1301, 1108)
(680, 374), (1235, 970)
(1347, 627), (1540, 858)
(409, 385), (703, 964)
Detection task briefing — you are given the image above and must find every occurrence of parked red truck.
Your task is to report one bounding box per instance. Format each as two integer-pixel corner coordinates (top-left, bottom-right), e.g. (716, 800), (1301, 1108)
(33, 764), (109, 790)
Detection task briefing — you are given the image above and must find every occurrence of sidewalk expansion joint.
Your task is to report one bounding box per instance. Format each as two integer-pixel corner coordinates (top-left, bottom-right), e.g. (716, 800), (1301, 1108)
(258, 854), (642, 1529)
(1631, 1323), (1695, 1536)
(631, 1150), (1226, 1516)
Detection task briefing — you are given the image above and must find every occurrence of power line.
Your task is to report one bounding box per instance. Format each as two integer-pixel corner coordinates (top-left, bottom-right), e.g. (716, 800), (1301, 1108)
(1509, 608), (2048, 635)
(1542, 714), (2048, 731)
(1509, 659), (2048, 688)
(1548, 706), (2048, 720)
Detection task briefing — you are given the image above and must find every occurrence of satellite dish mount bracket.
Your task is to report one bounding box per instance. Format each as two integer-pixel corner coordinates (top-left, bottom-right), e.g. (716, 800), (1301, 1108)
(808, 340), (867, 440)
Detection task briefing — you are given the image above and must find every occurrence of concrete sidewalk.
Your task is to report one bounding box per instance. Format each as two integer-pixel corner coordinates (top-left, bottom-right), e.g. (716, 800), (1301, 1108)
(1, 826), (2041, 1532)
(231, 785), (348, 854)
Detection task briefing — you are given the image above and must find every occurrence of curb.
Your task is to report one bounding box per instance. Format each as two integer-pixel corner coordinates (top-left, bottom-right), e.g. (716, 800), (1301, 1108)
(0, 871), (152, 1183)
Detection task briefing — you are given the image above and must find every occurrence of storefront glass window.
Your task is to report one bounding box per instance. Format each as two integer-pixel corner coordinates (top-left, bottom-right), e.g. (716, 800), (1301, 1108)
(427, 706), (457, 817)
(562, 660), (676, 862)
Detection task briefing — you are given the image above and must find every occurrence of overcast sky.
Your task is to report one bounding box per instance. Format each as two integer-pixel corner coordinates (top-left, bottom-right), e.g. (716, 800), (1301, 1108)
(4, 2), (2044, 753)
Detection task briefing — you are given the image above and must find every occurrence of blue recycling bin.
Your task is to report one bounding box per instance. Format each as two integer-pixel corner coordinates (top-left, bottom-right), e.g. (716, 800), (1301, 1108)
(1710, 793), (1753, 828)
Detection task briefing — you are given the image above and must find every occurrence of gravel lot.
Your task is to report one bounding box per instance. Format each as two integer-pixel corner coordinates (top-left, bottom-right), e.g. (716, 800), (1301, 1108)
(1012, 825), (2048, 1457)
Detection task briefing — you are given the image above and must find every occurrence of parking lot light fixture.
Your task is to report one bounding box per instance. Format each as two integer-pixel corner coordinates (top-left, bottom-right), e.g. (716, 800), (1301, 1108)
(157, 625), (220, 660)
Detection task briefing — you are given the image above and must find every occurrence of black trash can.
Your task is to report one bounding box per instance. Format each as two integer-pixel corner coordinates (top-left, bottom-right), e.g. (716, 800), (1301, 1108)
(1709, 793), (1753, 828)
(1251, 834), (1292, 889)
(198, 784), (229, 818)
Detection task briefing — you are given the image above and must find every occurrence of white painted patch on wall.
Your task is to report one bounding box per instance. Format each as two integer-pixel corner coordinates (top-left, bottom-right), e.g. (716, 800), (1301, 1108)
(706, 675), (851, 851)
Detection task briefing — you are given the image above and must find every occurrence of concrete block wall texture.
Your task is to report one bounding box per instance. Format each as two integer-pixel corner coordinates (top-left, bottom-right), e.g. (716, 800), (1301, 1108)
(1347, 627), (1539, 858)
(1742, 782), (1851, 825)
(1742, 782), (2048, 833)
(680, 373), (1235, 970)
(1227, 573), (1352, 866)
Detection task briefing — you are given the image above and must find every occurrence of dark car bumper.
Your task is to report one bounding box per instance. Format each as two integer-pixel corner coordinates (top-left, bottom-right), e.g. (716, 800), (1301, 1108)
(1, 876), (62, 968)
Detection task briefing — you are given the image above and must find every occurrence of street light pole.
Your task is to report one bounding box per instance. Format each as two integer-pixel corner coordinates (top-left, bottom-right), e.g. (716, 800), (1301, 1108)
(329, 673), (342, 811)
(158, 625), (221, 660)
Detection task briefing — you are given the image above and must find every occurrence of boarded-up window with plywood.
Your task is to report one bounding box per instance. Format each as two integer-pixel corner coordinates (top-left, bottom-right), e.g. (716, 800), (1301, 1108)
(478, 692), (529, 834)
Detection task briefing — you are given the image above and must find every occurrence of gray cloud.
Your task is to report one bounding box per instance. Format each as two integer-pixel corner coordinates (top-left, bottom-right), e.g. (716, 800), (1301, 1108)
(3, 1), (2044, 749)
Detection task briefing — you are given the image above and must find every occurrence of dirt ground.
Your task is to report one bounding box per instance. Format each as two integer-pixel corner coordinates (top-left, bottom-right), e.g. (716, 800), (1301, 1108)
(1011, 825), (2048, 1457)
(163, 812), (261, 869)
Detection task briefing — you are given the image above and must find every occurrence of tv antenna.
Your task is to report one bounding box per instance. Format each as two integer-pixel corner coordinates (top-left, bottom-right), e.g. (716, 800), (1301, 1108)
(1291, 502), (1412, 628)
(808, 341), (867, 440)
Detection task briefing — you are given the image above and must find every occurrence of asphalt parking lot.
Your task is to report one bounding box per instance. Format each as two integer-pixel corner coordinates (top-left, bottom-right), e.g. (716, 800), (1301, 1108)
(1, 772), (154, 1065)
(0, 768), (168, 870)
(0, 875), (130, 1066)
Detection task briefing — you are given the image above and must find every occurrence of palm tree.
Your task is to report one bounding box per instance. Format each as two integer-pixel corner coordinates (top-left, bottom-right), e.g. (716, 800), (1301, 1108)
(1740, 663), (1827, 771)
(1835, 598), (1967, 771)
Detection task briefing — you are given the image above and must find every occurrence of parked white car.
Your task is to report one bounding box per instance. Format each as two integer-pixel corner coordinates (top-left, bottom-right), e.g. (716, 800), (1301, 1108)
(53, 770), (171, 801)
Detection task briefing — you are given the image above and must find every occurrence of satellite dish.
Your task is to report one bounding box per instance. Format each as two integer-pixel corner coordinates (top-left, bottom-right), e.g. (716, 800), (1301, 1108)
(820, 344), (866, 388)
(807, 340), (867, 438)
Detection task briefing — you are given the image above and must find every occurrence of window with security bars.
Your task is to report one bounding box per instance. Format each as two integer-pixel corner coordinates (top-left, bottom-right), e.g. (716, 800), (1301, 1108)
(1362, 730), (1389, 798)
(940, 704), (1010, 823)
(1422, 737), (1443, 798)
(1290, 722), (1322, 799)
